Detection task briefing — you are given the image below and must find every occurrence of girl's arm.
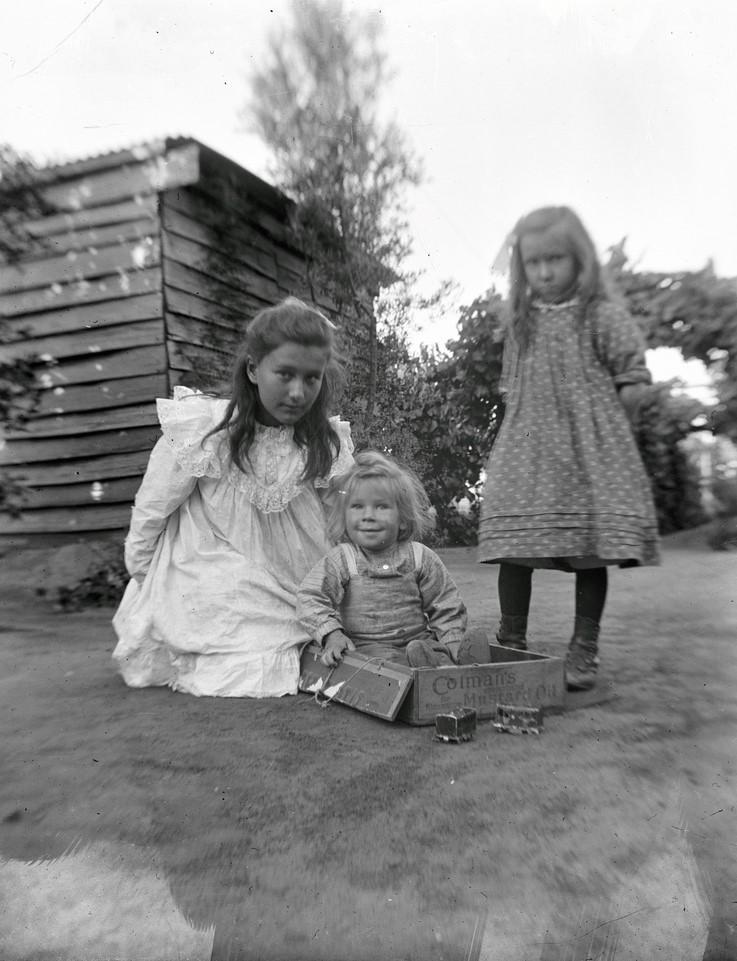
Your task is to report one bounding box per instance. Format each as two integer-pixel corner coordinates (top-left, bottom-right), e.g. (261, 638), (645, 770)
(498, 332), (520, 399)
(296, 549), (350, 646)
(124, 438), (198, 579)
(592, 301), (651, 387)
(415, 545), (468, 661)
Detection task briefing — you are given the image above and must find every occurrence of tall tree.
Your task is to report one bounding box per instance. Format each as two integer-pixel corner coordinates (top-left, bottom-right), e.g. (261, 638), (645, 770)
(244, 0), (421, 434)
(608, 243), (737, 441)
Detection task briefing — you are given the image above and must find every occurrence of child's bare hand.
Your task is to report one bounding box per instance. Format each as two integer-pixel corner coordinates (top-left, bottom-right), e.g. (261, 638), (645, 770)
(321, 630), (355, 667)
(618, 383), (650, 424)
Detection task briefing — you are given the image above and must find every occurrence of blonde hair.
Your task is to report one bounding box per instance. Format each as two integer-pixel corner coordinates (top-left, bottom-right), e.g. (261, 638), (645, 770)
(508, 205), (606, 350)
(329, 451), (435, 544)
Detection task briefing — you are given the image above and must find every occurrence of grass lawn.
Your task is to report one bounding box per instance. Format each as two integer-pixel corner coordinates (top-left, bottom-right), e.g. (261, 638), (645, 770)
(1, 534), (736, 961)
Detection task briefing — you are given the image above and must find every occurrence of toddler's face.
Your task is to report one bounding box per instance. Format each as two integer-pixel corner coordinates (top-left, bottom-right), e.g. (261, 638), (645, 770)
(345, 479), (401, 554)
(247, 340), (329, 427)
(520, 227), (578, 303)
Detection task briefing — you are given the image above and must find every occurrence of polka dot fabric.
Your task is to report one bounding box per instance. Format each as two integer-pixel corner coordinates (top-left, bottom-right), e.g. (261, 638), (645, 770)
(478, 299), (660, 569)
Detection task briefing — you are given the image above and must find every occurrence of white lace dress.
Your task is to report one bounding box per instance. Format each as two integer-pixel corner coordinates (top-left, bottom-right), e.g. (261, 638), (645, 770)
(112, 387), (354, 697)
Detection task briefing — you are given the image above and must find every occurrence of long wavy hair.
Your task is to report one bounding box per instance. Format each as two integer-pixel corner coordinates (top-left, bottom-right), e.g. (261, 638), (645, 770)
(208, 297), (342, 482)
(507, 206), (606, 350)
(328, 450), (436, 545)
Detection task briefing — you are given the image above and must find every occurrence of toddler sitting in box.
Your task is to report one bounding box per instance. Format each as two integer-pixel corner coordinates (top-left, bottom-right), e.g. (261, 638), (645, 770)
(297, 451), (476, 668)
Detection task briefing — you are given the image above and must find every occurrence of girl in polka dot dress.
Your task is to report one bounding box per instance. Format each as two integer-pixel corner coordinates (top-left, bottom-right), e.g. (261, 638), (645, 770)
(478, 206), (660, 691)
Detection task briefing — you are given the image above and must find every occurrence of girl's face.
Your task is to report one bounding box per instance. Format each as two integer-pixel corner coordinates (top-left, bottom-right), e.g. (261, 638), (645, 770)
(520, 227), (578, 303)
(345, 479), (401, 554)
(247, 341), (329, 427)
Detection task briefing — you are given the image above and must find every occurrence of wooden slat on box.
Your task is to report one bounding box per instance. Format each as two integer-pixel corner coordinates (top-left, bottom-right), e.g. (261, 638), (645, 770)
(0, 503), (133, 534)
(162, 231), (281, 303)
(0, 425), (160, 465)
(10, 403), (158, 439)
(35, 374), (168, 415)
(0, 267), (162, 319)
(26, 217), (159, 259)
(11, 450), (153, 486)
(165, 312), (241, 351)
(161, 203), (278, 279)
(41, 143), (199, 212)
(3, 318), (164, 361)
(0, 237), (161, 294)
(34, 344), (168, 388)
(17, 476), (141, 509)
(299, 644), (414, 721)
(397, 645), (565, 726)
(3, 292), (163, 340)
(166, 339), (235, 375)
(162, 189), (275, 256)
(24, 196), (159, 239)
(164, 287), (245, 330)
(162, 259), (270, 316)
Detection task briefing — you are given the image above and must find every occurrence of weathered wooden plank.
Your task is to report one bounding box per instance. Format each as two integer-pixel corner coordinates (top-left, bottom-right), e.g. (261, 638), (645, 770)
(41, 143), (200, 212)
(162, 231), (281, 301)
(2, 293), (163, 340)
(170, 368), (230, 396)
(33, 345), (168, 389)
(35, 140), (181, 182)
(397, 646), (565, 726)
(10, 450), (153, 486)
(0, 237), (161, 293)
(8, 403), (158, 438)
(0, 267), (162, 319)
(299, 644), (414, 721)
(16, 476), (141, 509)
(165, 312), (241, 352)
(30, 217), (159, 258)
(161, 203), (278, 279)
(193, 156), (297, 246)
(0, 425), (160, 465)
(35, 374), (169, 415)
(2, 319), (164, 362)
(164, 286), (245, 330)
(166, 339), (233, 377)
(162, 188), (275, 256)
(0, 503), (135, 534)
(163, 260), (270, 316)
(24, 195), (159, 238)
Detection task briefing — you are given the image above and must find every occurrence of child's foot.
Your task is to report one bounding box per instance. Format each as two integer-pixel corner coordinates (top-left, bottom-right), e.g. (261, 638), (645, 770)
(564, 641), (599, 690)
(406, 639), (454, 668)
(495, 614), (528, 651)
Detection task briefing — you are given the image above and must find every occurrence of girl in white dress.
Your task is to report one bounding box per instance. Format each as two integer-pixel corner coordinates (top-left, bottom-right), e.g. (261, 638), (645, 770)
(112, 297), (354, 697)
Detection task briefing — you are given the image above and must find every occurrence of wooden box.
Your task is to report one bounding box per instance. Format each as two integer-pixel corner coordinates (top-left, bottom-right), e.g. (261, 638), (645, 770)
(299, 644), (414, 721)
(397, 644), (565, 726)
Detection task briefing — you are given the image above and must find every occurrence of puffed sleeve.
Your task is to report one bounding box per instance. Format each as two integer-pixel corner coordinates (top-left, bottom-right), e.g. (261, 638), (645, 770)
(498, 332), (520, 399)
(590, 301), (652, 388)
(124, 387), (230, 577)
(124, 439), (198, 577)
(314, 417), (355, 488)
(414, 544), (468, 657)
(296, 547), (351, 645)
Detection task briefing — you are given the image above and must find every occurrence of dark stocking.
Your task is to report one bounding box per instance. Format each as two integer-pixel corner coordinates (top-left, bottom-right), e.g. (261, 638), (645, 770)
(574, 567), (608, 624)
(498, 562), (533, 617)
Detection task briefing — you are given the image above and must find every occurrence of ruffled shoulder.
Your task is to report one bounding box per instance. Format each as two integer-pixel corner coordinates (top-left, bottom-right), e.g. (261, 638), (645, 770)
(156, 386), (230, 478)
(315, 416), (354, 487)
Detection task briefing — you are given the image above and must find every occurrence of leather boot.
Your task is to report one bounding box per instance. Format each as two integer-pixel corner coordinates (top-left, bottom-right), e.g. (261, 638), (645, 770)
(565, 616), (600, 691)
(495, 614), (528, 652)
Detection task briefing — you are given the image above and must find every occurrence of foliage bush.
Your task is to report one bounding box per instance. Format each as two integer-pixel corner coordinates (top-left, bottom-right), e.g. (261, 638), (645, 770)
(39, 544), (129, 612)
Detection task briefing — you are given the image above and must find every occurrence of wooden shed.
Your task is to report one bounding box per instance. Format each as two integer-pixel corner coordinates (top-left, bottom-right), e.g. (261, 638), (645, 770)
(0, 137), (321, 545)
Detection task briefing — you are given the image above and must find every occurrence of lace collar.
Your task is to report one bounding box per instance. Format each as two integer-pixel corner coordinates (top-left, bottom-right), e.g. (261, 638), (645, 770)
(531, 296), (580, 312)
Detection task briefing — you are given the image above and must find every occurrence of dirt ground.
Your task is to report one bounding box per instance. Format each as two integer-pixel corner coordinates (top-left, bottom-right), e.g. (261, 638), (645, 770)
(1, 531), (736, 961)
